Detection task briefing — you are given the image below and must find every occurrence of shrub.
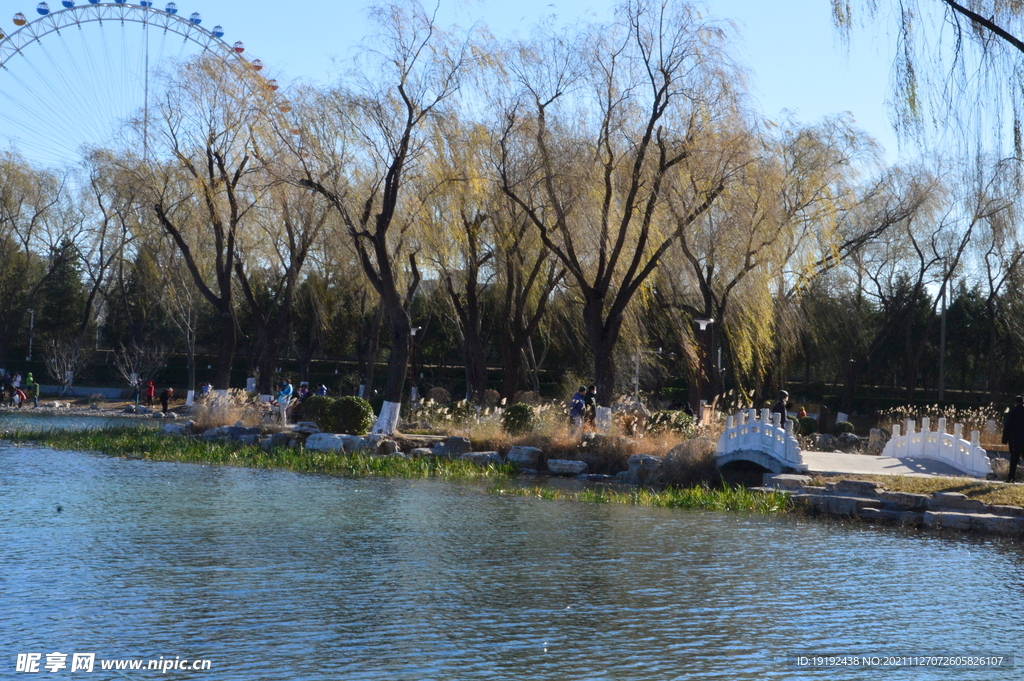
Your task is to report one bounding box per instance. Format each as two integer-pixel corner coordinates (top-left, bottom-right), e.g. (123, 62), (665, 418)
(798, 416), (818, 436)
(647, 410), (694, 436)
(427, 386), (451, 404)
(331, 396), (375, 434)
(502, 402), (536, 435)
(448, 399), (477, 424)
(300, 395), (335, 431)
(832, 420), (855, 436)
(482, 388), (501, 407)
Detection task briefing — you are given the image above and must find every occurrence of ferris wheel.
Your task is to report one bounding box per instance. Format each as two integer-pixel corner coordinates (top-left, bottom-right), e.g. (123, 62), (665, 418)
(0, 1), (284, 169)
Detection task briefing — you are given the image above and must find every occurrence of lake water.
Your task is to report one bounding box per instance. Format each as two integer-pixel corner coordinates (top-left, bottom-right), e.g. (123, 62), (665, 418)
(0, 412), (152, 432)
(2, 444), (1023, 679)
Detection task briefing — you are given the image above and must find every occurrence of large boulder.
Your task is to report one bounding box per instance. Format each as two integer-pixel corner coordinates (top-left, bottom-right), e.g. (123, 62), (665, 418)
(304, 433), (348, 452)
(135, 406), (151, 415)
(432, 436), (472, 458)
(377, 439), (399, 456)
(292, 421), (320, 435)
(261, 432), (298, 452)
(460, 451), (503, 466)
(506, 445), (541, 469)
(836, 432), (861, 452)
(547, 459), (588, 476)
(161, 422), (193, 437)
(867, 427), (890, 456)
(624, 454), (663, 485)
(813, 433), (837, 452)
(408, 447), (435, 458)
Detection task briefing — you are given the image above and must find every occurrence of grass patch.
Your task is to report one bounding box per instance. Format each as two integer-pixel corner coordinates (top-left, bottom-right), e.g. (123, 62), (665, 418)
(4, 427), (514, 480)
(490, 482), (791, 513)
(810, 473), (1024, 507)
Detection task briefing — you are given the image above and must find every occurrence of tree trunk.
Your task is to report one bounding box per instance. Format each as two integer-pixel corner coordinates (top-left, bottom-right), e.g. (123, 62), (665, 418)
(373, 295), (411, 434)
(583, 298), (623, 407)
(214, 307), (236, 390)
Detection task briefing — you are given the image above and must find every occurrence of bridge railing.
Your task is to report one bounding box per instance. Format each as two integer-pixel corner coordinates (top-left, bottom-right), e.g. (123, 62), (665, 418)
(717, 408), (804, 470)
(881, 417), (991, 478)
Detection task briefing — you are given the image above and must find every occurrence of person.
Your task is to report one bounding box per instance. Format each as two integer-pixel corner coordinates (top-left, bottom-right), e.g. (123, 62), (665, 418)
(13, 387), (25, 409)
(13, 372), (21, 390)
(297, 382), (310, 402)
(797, 405), (807, 419)
(132, 380), (141, 405)
(2, 373), (12, 406)
(201, 382), (212, 396)
(26, 373), (39, 409)
(145, 380), (155, 407)
(1003, 396), (1024, 482)
(159, 386), (174, 414)
(584, 385), (597, 427)
(682, 402), (695, 418)
(316, 384), (328, 396)
(277, 378), (294, 424)
(771, 390), (789, 425)
(570, 386), (586, 428)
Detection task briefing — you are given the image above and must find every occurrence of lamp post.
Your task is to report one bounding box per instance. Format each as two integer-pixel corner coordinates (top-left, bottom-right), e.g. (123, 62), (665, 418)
(633, 347), (663, 402)
(25, 309), (34, 361)
(409, 326), (421, 403)
(694, 318), (714, 421)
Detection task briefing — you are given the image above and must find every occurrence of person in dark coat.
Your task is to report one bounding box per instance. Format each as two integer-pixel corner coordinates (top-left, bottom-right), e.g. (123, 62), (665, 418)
(1003, 395), (1024, 482)
(771, 390), (789, 426)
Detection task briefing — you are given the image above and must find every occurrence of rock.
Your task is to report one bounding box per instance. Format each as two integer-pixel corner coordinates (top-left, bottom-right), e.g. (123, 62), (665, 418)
(150, 412), (165, 418)
(261, 432), (296, 451)
(517, 468), (538, 477)
(135, 406), (151, 414)
(202, 426), (233, 441)
(89, 403), (100, 410)
(878, 491), (930, 511)
(836, 432), (861, 452)
(792, 493), (881, 516)
(831, 480), (883, 497)
(867, 427), (890, 456)
(813, 434), (837, 451)
(432, 436), (472, 458)
(506, 445), (541, 468)
(165, 412), (177, 420)
(236, 434), (260, 446)
(577, 474), (617, 483)
(304, 433), (349, 452)
(377, 439), (399, 456)
(123, 406), (136, 414)
(460, 451), (503, 466)
(408, 447), (434, 458)
(624, 454), (663, 485)
(161, 423), (192, 437)
(547, 459), (588, 476)
(927, 492), (988, 513)
(763, 473), (812, 490)
(615, 471), (631, 482)
(293, 421), (320, 435)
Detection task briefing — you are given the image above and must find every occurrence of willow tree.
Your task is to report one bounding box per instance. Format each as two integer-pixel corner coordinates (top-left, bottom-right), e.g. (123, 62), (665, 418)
(833, 0), (1024, 153)
(138, 55), (274, 389)
(497, 0), (749, 405)
(297, 1), (470, 433)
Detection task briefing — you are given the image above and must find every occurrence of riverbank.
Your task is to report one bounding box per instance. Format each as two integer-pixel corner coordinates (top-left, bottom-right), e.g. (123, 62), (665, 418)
(2, 426), (791, 514)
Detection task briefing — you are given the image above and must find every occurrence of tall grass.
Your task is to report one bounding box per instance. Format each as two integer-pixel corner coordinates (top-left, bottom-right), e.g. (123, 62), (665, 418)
(6, 427), (514, 480)
(490, 482), (791, 513)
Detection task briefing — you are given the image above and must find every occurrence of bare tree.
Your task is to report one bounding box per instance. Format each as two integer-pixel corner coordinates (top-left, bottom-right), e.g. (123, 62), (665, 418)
(297, 0), (471, 433)
(497, 0), (749, 405)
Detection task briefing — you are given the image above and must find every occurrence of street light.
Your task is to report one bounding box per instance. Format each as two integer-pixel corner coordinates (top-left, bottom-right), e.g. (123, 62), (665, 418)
(25, 309), (34, 361)
(634, 347), (662, 402)
(409, 326), (422, 403)
(694, 318), (714, 421)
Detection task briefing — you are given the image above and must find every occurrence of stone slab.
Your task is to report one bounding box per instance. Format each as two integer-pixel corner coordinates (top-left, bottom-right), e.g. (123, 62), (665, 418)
(800, 450), (975, 478)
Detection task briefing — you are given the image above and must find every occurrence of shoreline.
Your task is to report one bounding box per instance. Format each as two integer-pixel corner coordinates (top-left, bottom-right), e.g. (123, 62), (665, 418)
(5, 423), (1024, 539)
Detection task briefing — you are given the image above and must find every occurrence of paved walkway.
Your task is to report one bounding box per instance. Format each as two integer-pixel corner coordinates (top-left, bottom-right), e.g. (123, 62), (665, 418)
(800, 450), (971, 478)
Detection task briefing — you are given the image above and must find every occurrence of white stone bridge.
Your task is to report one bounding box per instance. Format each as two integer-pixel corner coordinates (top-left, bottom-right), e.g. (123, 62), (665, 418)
(716, 409), (807, 474)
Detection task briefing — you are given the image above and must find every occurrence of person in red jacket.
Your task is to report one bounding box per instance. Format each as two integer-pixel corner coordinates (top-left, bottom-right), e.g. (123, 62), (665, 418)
(145, 380), (155, 407)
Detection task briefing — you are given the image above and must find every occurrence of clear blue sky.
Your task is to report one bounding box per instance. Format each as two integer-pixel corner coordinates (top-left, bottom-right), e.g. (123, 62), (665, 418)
(0, 0), (901, 165)
(196, 0), (901, 161)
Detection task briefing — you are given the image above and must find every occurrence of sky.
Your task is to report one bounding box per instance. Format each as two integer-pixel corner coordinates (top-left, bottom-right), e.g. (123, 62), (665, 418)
(0, 0), (903, 165)
(196, 0), (903, 159)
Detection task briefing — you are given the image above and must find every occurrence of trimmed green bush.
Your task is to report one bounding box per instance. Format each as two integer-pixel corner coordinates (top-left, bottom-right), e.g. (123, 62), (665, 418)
(299, 395), (335, 431)
(798, 416), (818, 436)
(832, 420), (855, 436)
(502, 403), (536, 435)
(331, 396), (375, 435)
